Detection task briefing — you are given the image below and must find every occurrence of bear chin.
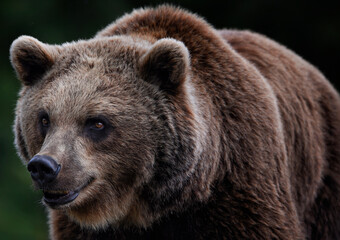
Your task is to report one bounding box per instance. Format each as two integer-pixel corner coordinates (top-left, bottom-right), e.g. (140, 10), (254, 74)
(49, 181), (151, 230)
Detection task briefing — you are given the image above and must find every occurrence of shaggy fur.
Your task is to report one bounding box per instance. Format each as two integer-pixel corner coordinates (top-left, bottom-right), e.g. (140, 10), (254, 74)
(10, 5), (340, 240)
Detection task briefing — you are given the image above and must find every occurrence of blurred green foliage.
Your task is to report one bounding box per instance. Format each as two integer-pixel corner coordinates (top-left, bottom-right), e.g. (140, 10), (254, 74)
(1, 0), (339, 239)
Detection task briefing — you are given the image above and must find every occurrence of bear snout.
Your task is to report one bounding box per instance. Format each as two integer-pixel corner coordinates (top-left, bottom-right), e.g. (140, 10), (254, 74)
(27, 155), (61, 188)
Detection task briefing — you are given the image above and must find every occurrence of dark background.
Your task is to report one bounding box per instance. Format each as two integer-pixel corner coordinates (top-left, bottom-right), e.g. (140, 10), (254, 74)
(1, 0), (339, 239)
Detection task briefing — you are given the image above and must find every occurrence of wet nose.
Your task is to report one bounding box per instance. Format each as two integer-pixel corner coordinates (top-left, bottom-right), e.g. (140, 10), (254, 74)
(27, 155), (60, 187)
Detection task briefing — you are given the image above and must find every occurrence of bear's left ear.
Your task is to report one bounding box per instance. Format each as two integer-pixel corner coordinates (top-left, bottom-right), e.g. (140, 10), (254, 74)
(139, 38), (190, 92)
(10, 36), (55, 86)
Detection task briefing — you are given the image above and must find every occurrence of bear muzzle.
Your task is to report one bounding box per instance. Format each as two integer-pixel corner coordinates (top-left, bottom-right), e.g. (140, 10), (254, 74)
(27, 155), (91, 207)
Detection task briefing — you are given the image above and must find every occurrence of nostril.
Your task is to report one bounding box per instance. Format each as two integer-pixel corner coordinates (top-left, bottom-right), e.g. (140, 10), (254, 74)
(27, 164), (37, 174)
(41, 164), (54, 175)
(27, 155), (60, 186)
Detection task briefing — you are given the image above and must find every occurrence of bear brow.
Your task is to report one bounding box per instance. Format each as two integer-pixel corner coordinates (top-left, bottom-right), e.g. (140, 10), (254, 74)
(86, 111), (153, 117)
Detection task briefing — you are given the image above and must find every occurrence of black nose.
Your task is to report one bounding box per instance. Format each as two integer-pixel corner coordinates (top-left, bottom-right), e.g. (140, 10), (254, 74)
(27, 155), (61, 187)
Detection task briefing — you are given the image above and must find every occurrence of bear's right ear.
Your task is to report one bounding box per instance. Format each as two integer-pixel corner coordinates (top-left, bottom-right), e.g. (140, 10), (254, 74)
(10, 36), (54, 86)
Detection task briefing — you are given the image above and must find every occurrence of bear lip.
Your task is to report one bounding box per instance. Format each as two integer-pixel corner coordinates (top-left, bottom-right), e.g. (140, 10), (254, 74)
(43, 177), (94, 207)
(43, 190), (79, 206)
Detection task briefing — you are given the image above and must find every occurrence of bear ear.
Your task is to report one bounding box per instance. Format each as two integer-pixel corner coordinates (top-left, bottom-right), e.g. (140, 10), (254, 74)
(139, 38), (190, 92)
(10, 36), (54, 86)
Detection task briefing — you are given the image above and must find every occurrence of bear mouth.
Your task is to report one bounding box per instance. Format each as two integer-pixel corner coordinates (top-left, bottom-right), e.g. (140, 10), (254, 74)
(43, 190), (79, 206)
(43, 177), (94, 207)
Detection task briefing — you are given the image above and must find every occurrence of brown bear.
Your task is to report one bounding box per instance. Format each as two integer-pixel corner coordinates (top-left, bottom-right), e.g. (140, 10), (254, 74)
(10, 5), (340, 240)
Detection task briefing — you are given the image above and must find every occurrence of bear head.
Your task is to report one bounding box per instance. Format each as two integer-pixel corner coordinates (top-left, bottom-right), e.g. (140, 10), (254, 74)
(10, 35), (213, 229)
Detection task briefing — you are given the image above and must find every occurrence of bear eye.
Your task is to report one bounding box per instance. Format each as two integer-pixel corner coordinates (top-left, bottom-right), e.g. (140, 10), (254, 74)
(85, 116), (110, 142)
(92, 121), (105, 130)
(41, 117), (50, 127)
(38, 111), (50, 137)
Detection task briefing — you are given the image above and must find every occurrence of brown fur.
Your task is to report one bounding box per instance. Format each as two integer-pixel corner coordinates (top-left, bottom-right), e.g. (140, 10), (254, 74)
(10, 5), (340, 239)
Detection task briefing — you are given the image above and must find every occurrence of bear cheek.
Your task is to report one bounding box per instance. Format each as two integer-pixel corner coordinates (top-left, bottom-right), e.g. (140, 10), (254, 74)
(64, 155), (139, 227)
(84, 130), (137, 171)
(18, 97), (47, 159)
(97, 144), (154, 189)
(14, 116), (31, 162)
(79, 141), (152, 211)
(90, 149), (141, 190)
(20, 118), (45, 159)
